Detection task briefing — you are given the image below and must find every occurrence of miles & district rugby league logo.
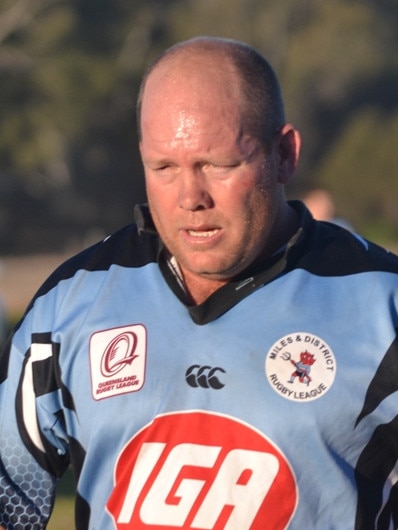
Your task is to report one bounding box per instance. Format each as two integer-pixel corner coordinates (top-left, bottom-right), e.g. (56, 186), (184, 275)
(265, 332), (336, 402)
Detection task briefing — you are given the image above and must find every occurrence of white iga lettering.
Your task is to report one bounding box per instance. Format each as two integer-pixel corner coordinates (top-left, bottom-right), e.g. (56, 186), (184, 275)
(117, 442), (279, 529)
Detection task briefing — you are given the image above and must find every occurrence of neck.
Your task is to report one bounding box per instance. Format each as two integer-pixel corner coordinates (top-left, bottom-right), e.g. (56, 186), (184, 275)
(181, 270), (229, 305)
(180, 203), (300, 305)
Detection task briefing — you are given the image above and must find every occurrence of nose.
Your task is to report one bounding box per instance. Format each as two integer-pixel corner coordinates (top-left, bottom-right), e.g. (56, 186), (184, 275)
(178, 170), (213, 211)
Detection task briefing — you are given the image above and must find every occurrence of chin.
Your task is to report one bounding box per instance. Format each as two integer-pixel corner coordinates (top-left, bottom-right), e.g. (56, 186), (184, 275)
(188, 263), (241, 281)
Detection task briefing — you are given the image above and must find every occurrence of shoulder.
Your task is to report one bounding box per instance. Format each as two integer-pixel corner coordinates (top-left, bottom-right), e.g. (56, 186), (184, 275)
(24, 224), (160, 312)
(295, 219), (398, 277)
(61, 223), (159, 272)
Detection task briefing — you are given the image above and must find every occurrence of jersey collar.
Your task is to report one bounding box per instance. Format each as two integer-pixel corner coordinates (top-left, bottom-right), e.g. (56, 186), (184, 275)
(135, 201), (312, 325)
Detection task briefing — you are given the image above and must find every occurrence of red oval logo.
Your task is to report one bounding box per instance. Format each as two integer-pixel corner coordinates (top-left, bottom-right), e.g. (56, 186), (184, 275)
(107, 411), (297, 529)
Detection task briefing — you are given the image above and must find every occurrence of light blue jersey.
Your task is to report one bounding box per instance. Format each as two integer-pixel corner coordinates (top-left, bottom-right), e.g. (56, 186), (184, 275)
(1, 202), (398, 529)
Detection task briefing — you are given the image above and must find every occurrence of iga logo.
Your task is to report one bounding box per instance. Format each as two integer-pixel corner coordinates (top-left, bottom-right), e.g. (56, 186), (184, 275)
(107, 411), (297, 529)
(89, 324), (146, 400)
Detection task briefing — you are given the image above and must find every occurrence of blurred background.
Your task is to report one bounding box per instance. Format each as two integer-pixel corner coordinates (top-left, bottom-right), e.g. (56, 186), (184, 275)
(0, 0), (397, 524)
(1, 0), (398, 334)
(2, 0), (398, 339)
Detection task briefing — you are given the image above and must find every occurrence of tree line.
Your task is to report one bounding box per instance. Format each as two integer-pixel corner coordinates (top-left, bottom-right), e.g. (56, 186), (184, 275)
(0, 0), (397, 255)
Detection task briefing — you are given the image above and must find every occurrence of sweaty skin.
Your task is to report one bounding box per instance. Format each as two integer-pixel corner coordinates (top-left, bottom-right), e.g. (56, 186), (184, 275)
(140, 50), (301, 304)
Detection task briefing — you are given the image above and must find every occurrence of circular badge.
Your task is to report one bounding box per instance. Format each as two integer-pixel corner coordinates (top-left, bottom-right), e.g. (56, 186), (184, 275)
(265, 332), (336, 402)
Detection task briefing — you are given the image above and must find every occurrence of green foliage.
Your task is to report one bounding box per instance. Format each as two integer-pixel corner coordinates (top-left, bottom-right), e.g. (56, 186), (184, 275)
(316, 108), (398, 238)
(0, 0), (397, 253)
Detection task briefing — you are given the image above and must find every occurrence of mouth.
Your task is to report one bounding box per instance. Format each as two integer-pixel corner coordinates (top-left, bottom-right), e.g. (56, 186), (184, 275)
(181, 226), (222, 246)
(187, 228), (220, 238)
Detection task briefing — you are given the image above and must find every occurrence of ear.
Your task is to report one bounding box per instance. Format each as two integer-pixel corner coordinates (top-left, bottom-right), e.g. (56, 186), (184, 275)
(275, 124), (301, 185)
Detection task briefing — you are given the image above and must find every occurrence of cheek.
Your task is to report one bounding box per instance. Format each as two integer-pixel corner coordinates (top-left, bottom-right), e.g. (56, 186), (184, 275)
(146, 190), (169, 236)
(242, 185), (276, 234)
(146, 180), (171, 214)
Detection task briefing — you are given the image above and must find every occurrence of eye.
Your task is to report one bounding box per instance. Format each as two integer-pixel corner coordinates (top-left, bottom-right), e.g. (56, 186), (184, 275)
(149, 163), (179, 182)
(205, 161), (240, 174)
(152, 163), (175, 175)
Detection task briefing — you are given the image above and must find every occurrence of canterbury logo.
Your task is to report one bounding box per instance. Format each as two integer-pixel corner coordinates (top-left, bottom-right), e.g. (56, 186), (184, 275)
(185, 365), (226, 389)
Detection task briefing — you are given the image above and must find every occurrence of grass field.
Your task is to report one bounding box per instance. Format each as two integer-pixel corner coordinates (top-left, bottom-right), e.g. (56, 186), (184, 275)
(48, 469), (75, 529)
(48, 497), (74, 529)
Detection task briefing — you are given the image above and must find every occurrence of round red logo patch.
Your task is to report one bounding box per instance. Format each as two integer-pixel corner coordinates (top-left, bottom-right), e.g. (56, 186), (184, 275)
(107, 411), (297, 529)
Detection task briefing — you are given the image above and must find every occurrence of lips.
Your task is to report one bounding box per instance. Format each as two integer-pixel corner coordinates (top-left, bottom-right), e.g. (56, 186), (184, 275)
(187, 228), (220, 238)
(180, 225), (223, 245)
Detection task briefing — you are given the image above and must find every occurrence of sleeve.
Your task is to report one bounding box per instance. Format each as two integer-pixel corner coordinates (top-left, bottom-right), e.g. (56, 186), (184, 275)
(0, 319), (70, 530)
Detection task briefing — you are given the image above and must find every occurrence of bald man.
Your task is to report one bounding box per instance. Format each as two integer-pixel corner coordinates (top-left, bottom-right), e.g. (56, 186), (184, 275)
(1, 37), (398, 530)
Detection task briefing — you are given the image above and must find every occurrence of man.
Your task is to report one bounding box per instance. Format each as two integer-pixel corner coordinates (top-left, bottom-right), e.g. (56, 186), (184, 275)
(1, 36), (398, 530)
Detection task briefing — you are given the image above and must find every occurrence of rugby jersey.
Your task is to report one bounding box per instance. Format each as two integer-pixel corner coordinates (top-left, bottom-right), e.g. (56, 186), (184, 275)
(1, 201), (398, 529)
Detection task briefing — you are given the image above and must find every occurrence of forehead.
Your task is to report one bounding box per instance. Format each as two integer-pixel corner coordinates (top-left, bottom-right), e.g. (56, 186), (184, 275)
(140, 54), (246, 144)
(142, 52), (243, 115)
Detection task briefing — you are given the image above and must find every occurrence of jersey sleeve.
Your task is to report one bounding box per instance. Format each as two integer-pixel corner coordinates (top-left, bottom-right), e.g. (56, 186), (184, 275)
(0, 318), (70, 529)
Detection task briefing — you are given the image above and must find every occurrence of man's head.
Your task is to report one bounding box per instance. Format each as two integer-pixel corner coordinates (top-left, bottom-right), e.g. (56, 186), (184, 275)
(137, 36), (285, 149)
(138, 37), (301, 301)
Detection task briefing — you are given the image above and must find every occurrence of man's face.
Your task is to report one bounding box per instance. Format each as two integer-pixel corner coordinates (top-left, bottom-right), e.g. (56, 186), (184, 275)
(139, 57), (287, 283)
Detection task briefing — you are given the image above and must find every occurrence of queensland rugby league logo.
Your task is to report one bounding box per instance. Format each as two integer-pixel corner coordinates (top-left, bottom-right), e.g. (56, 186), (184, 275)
(265, 332), (336, 402)
(107, 411), (297, 529)
(89, 324), (147, 400)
